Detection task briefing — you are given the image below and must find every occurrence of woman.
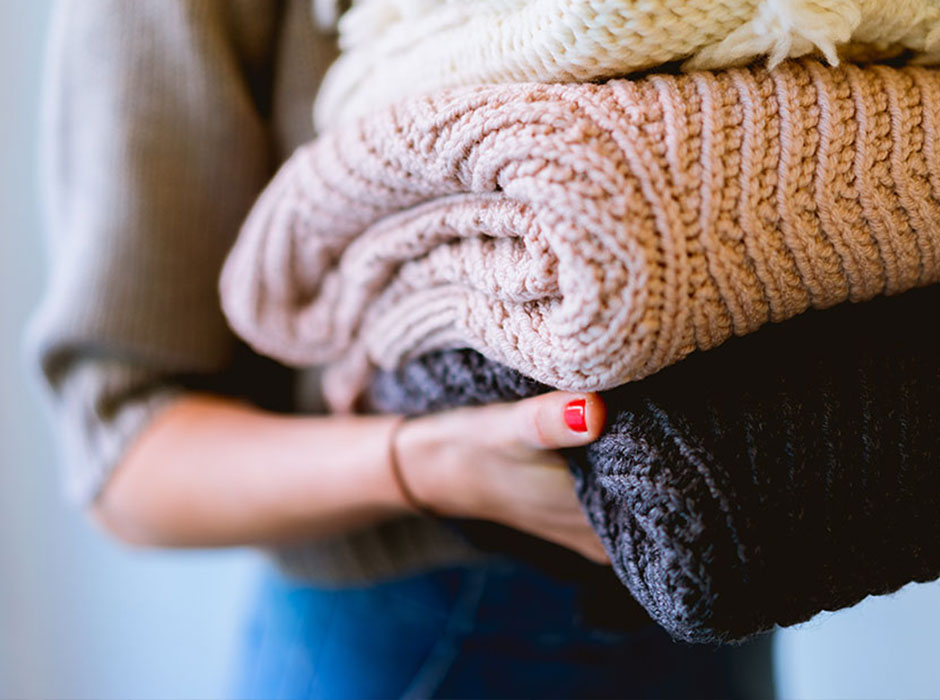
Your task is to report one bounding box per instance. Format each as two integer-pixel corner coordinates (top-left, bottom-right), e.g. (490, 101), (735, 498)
(31, 1), (772, 697)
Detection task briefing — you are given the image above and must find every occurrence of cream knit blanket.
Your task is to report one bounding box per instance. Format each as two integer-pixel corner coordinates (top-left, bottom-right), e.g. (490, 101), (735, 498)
(221, 60), (940, 411)
(313, 0), (940, 130)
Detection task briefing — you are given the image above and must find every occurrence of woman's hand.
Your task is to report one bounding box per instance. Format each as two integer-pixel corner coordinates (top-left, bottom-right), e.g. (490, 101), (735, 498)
(393, 392), (609, 564)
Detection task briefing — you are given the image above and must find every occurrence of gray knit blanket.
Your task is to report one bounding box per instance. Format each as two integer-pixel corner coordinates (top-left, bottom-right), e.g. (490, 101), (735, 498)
(367, 285), (940, 644)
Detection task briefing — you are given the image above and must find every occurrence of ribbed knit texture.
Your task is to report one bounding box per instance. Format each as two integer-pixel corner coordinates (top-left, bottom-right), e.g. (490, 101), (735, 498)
(367, 285), (940, 644)
(222, 59), (940, 412)
(313, 0), (940, 129)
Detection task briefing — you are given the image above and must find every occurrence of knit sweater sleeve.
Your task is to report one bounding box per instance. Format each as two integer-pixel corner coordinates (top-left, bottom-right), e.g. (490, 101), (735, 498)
(29, 0), (295, 503)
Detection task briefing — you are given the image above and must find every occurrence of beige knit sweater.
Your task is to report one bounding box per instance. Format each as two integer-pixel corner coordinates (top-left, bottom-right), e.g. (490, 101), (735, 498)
(314, 0), (940, 129)
(32, 0), (481, 583)
(222, 59), (940, 411)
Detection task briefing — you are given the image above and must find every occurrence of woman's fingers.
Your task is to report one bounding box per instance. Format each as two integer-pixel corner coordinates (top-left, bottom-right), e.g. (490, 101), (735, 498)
(510, 392), (607, 450)
(399, 390), (611, 564)
(561, 530), (610, 564)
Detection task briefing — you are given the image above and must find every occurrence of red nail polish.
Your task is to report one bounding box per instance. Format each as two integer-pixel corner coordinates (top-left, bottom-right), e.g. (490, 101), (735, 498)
(564, 399), (588, 432)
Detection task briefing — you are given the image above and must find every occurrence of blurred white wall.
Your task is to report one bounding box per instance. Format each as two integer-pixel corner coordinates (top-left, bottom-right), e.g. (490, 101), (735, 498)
(1, 3), (938, 700)
(776, 581), (940, 700)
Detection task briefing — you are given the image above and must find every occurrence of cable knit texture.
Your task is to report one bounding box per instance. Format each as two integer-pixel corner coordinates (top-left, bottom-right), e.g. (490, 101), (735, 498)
(366, 285), (940, 644)
(221, 60), (940, 411)
(313, 0), (940, 129)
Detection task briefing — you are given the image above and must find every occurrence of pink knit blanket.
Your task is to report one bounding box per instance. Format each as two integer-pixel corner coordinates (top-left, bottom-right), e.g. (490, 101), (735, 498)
(220, 59), (940, 411)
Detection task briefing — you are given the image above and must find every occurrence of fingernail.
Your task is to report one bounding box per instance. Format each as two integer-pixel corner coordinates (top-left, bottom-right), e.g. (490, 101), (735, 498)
(564, 399), (588, 432)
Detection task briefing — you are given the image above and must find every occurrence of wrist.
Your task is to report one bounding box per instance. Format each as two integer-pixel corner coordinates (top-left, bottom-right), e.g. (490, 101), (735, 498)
(387, 417), (436, 516)
(393, 414), (475, 518)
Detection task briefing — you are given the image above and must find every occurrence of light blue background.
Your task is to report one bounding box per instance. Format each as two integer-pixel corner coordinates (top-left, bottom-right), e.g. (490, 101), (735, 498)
(1, 2), (938, 698)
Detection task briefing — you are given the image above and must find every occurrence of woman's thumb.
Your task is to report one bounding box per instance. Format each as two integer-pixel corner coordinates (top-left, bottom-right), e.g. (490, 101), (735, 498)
(511, 392), (606, 450)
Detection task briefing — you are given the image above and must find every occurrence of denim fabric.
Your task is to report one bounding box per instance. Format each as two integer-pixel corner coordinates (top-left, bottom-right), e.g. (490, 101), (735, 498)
(232, 561), (774, 700)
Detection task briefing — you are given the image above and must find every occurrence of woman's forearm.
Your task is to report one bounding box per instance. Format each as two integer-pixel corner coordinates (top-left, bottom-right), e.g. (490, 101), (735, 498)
(93, 389), (609, 563)
(93, 394), (409, 547)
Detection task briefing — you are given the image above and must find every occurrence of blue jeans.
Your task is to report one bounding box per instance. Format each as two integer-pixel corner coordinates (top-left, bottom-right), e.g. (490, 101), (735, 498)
(232, 561), (773, 700)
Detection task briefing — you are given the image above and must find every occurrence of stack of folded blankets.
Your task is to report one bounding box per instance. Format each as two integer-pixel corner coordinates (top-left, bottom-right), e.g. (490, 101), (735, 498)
(221, 0), (940, 643)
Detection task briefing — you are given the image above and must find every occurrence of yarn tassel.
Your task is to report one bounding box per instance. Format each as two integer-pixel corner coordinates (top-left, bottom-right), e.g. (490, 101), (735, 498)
(686, 0), (863, 69)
